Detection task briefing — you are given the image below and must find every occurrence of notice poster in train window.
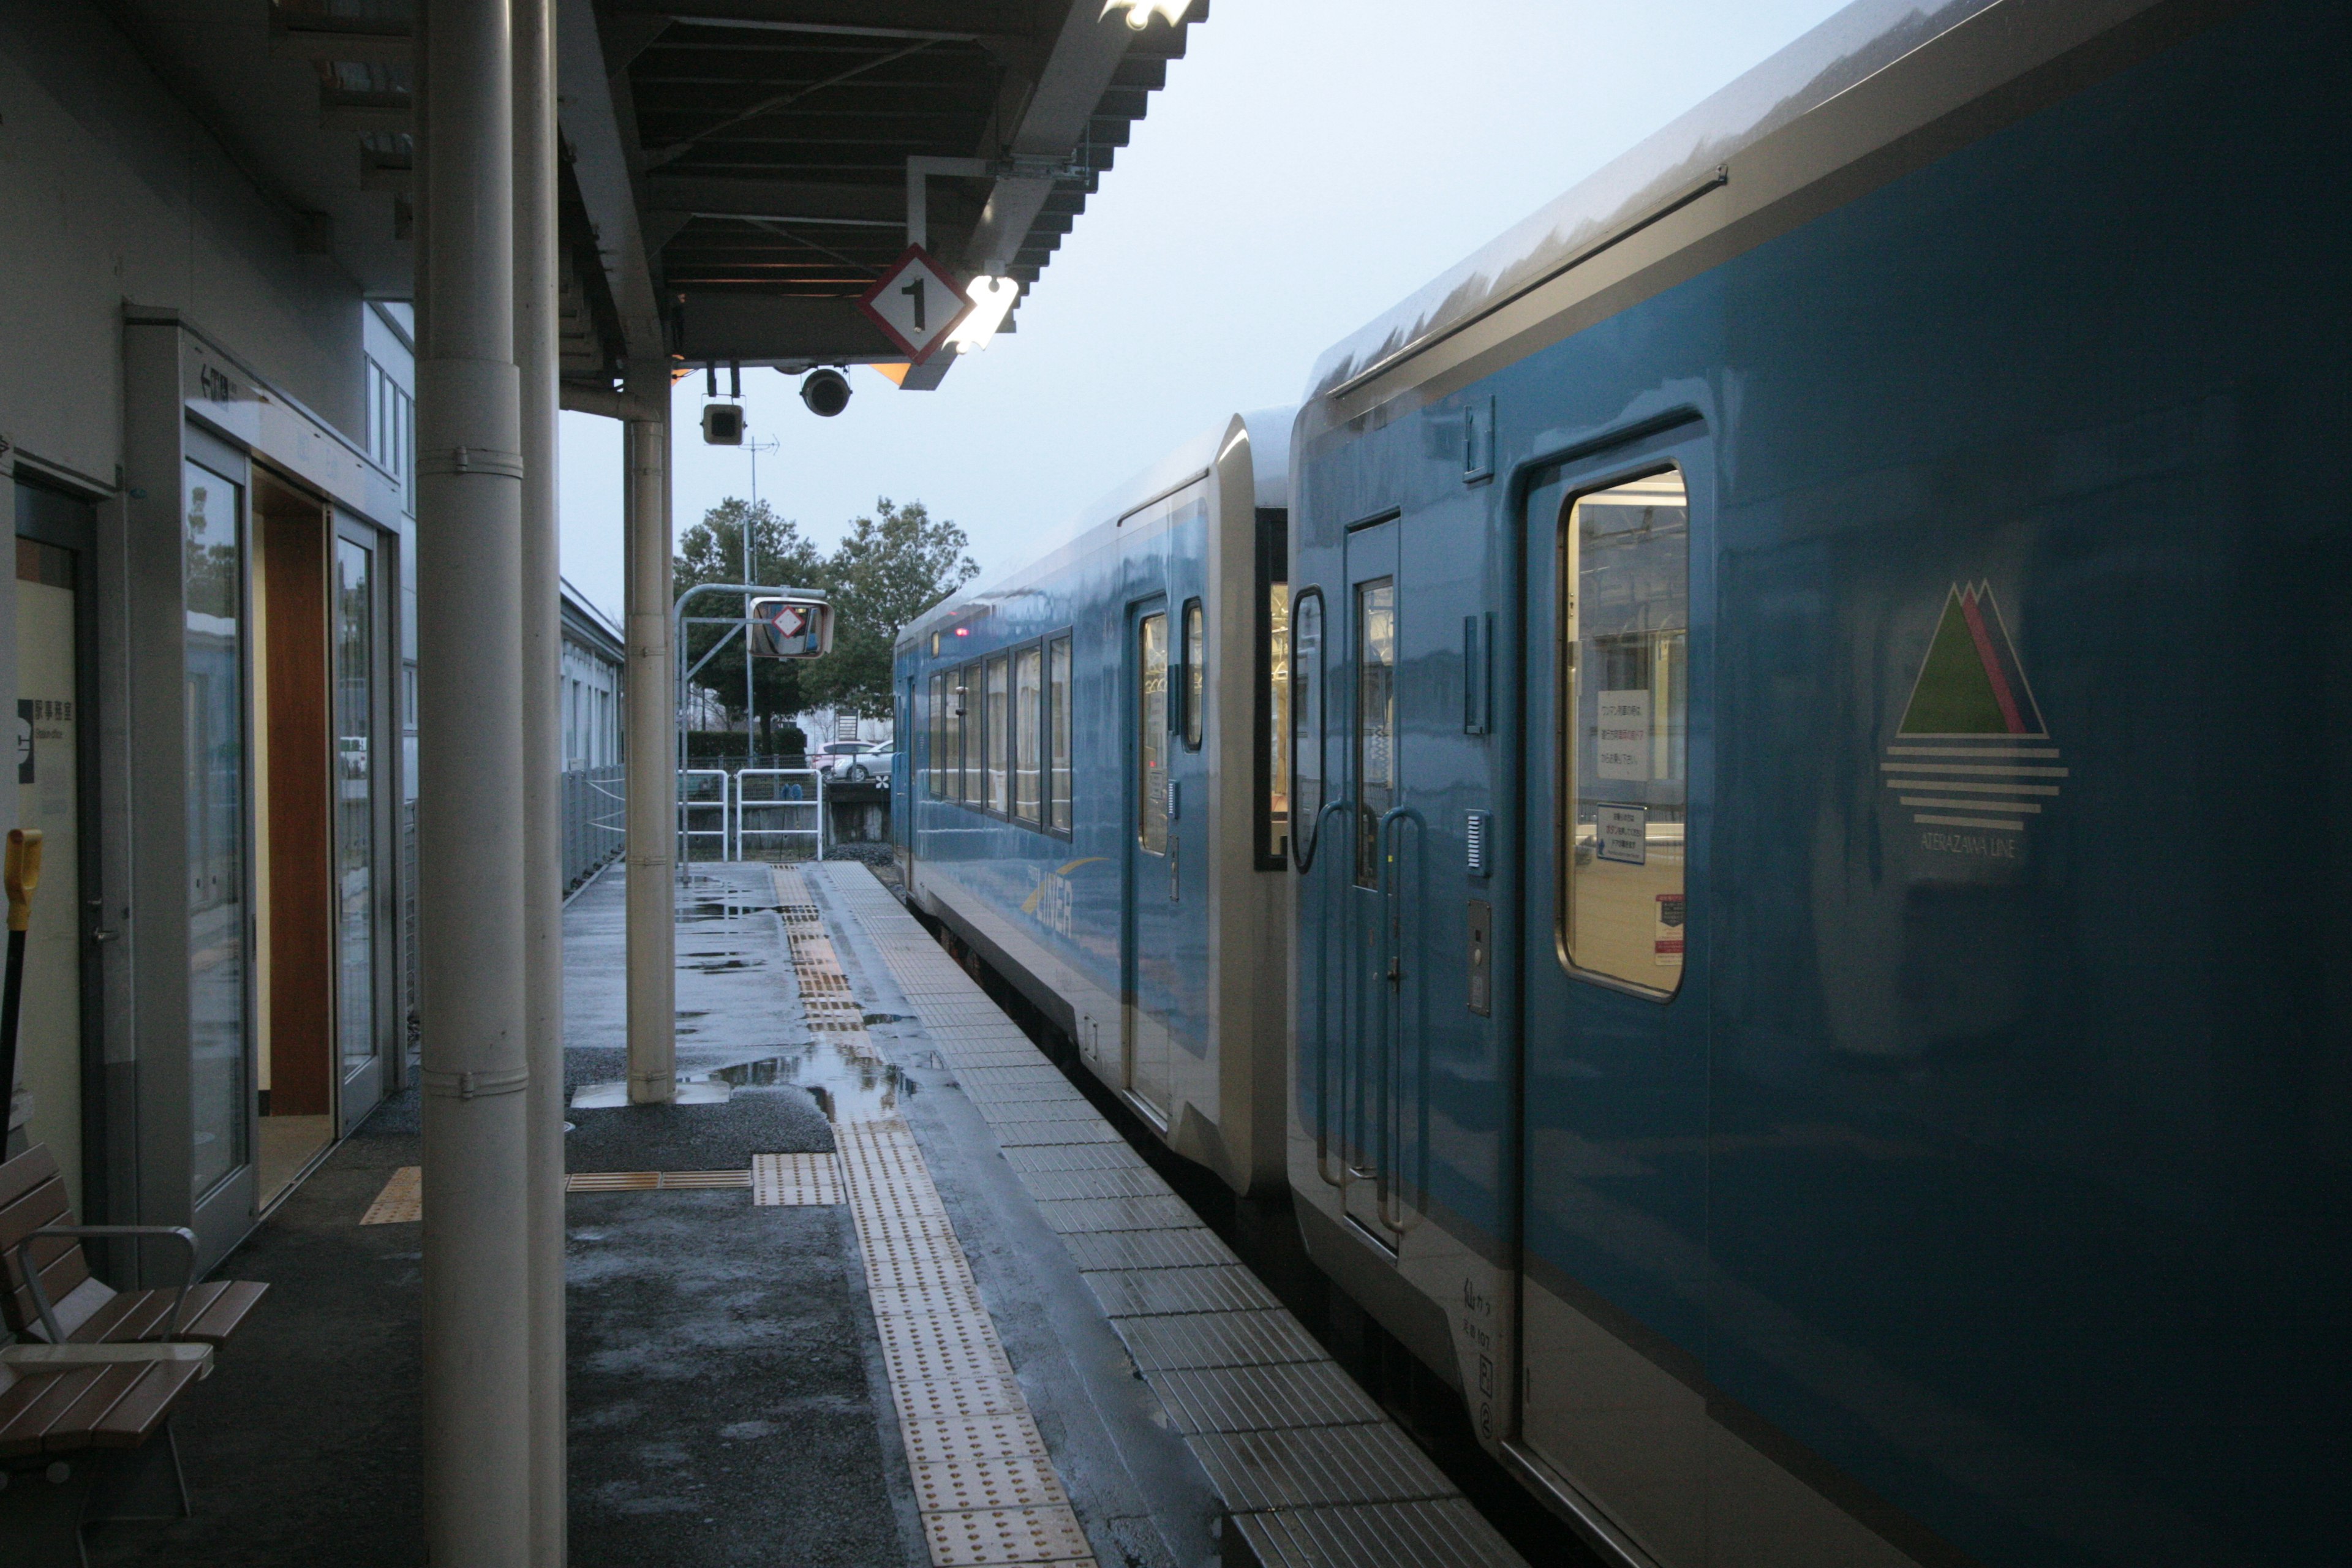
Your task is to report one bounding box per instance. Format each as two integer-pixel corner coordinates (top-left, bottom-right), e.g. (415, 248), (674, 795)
(1597, 804), (1646, 864)
(1596, 690), (1650, 780)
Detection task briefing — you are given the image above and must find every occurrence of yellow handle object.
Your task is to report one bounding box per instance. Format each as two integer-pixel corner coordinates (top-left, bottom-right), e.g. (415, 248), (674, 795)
(6, 829), (43, 934)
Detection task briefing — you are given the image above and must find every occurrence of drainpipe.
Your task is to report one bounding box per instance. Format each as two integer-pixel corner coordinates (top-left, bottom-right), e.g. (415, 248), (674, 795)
(513, 0), (567, 1558)
(415, 0), (530, 1562)
(624, 405), (676, 1103)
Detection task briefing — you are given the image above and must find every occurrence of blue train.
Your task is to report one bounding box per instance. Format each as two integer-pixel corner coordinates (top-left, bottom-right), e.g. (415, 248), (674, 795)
(894, 1), (2350, 1563)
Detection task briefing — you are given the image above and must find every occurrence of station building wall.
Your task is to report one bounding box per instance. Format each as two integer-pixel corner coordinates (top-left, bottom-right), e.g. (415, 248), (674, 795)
(0, 4), (407, 1275)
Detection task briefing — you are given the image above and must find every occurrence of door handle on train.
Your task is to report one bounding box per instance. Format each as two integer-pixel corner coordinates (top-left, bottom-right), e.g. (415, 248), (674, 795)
(1375, 805), (1426, 1236)
(1311, 798), (1354, 1190)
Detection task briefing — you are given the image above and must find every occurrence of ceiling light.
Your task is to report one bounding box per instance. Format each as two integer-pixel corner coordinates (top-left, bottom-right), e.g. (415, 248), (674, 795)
(944, 276), (1019, 353)
(1101, 0), (1187, 31)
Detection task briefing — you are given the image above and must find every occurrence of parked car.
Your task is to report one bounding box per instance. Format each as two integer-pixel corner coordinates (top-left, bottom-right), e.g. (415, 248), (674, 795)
(812, 739), (883, 778)
(841, 750), (895, 786)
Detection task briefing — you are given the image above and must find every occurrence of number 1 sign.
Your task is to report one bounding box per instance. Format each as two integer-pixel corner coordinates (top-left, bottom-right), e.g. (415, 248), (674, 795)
(858, 246), (971, 364)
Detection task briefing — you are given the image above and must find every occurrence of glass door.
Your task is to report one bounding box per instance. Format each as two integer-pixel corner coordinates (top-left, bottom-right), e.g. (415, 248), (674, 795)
(333, 523), (389, 1131)
(14, 484), (98, 1219)
(184, 461), (252, 1210)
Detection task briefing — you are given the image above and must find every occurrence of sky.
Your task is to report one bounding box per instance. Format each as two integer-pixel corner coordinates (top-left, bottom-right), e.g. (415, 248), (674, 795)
(556, 0), (1855, 622)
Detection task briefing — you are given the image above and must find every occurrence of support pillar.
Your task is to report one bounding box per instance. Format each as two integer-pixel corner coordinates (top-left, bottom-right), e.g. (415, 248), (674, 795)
(513, 0), (567, 1559)
(624, 408), (675, 1102)
(415, 0), (529, 1562)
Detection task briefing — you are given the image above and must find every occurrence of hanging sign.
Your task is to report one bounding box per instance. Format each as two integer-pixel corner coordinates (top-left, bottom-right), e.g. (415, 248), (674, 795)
(858, 246), (970, 364)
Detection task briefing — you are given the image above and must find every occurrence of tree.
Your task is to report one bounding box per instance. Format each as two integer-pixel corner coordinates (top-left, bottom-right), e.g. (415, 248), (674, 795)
(802, 498), (979, 719)
(672, 497), (826, 753)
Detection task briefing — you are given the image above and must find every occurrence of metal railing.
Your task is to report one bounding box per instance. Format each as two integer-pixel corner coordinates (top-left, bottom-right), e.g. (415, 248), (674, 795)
(677, 769), (731, 862)
(562, 764), (627, 891)
(734, 766), (824, 862)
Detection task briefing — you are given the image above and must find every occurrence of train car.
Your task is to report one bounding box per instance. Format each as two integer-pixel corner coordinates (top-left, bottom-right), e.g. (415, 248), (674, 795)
(891, 411), (1295, 1192)
(1285, 1), (2348, 1565)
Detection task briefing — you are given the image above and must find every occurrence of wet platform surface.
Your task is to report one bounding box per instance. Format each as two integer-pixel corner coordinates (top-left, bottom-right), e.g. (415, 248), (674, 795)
(72, 860), (1531, 1568)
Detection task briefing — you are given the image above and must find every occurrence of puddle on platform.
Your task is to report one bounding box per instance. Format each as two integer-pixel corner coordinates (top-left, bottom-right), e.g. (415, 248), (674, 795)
(710, 1042), (917, 1121)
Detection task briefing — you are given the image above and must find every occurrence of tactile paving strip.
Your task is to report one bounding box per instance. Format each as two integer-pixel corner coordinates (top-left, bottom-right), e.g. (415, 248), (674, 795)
(753, 1151), (845, 1205)
(773, 867), (1095, 1568)
(814, 862), (1529, 1568)
(360, 1165), (422, 1224)
(564, 1169), (753, 1191)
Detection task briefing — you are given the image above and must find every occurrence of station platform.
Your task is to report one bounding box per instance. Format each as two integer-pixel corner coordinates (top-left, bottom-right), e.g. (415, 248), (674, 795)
(73, 861), (1536, 1568)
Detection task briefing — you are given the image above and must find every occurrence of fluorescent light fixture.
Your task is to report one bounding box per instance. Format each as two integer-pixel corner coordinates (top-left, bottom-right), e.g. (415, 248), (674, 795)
(1100, 0), (1187, 30)
(945, 276), (1020, 353)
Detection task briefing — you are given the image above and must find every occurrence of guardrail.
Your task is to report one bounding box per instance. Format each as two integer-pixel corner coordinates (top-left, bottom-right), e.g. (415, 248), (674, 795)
(734, 767), (824, 862)
(562, 764), (627, 892)
(678, 769), (731, 862)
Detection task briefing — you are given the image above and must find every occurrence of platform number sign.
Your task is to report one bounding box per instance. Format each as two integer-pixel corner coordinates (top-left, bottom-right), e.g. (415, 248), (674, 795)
(858, 246), (970, 364)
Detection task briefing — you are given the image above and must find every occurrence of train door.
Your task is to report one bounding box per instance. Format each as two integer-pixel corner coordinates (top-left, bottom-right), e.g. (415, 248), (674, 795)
(1511, 459), (1709, 1564)
(1336, 516), (1411, 1245)
(1121, 594), (1175, 1123)
(13, 480), (101, 1219)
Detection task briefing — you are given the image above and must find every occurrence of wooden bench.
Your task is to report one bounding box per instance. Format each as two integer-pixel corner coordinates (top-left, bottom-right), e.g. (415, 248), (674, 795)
(0, 1342), (213, 1562)
(0, 1145), (267, 1346)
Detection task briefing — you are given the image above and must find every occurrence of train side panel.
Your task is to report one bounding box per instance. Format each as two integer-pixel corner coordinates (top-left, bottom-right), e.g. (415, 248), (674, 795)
(1291, 2), (2349, 1565)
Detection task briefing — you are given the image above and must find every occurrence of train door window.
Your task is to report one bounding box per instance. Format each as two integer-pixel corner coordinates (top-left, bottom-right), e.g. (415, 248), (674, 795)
(1048, 635), (1072, 834)
(959, 664), (981, 804)
(927, 673), (945, 796)
(1290, 590), (1324, 866)
(1559, 468), (1687, 997)
(1181, 598), (1205, 750)
(1354, 579), (1396, 888)
(1014, 645), (1043, 824)
(1138, 612), (1169, 853)
(984, 655), (1011, 813)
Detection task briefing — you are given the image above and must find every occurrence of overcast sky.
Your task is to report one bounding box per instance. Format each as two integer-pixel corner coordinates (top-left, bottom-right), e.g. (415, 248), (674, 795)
(557, 0), (1853, 621)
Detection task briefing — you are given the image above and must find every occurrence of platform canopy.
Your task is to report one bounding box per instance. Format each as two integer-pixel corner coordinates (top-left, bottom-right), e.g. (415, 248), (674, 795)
(94, 0), (1205, 399)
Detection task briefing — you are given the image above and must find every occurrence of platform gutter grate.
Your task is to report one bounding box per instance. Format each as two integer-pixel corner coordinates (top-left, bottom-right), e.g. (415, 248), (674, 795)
(813, 862), (1531, 1568)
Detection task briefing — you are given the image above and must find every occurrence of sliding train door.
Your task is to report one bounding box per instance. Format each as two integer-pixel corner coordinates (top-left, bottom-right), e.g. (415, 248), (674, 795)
(1335, 517), (1412, 1244)
(1510, 451), (1711, 1563)
(1121, 593), (1175, 1123)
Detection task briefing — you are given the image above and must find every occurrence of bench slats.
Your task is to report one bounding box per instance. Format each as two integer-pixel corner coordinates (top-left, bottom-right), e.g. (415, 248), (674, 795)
(180, 1280), (268, 1344)
(86, 1362), (198, 1449)
(0, 1365), (100, 1457)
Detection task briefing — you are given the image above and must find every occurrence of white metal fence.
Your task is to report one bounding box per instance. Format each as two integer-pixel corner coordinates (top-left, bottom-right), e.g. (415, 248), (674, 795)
(675, 766), (828, 862)
(564, 764), (627, 891)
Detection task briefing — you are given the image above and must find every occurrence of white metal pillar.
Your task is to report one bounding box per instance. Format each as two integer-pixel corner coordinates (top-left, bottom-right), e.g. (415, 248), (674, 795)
(624, 407), (676, 1102)
(415, 0), (530, 1561)
(513, 0), (567, 1558)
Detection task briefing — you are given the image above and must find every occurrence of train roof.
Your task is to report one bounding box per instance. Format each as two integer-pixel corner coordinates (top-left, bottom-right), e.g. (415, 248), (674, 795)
(1304, 0), (2016, 402)
(899, 407), (1295, 652)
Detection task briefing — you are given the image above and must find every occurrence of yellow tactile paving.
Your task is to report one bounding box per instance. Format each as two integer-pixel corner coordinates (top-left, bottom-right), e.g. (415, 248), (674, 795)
(359, 1165), (422, 1224)
(772, 864), (1092, 1568)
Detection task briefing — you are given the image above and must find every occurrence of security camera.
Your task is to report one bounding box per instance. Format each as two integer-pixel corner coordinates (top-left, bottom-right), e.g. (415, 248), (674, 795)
(801, 368), (851, 418)
(701, 402), (744, 445)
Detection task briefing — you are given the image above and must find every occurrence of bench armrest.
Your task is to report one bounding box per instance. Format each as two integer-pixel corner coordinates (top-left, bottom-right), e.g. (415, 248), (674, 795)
(14, 1225), (198, 1344)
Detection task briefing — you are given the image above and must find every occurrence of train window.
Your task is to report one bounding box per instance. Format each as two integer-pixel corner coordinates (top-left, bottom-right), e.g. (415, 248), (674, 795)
(1182, 598), (1205, 750)
(1138, 611), (1169, 854)
(1266, 582), (1289, 861)
(1291, 590), (1324, 867)
(1354, 579), (1396, 889)
(960, 663), (981, 804)
(927, 673), (945, 797)
(1014, 645), (1043, 824)
(1049, 635), (1073, 834)
(1560, 468), (1688, 997)
(984, 655), (1011, 814)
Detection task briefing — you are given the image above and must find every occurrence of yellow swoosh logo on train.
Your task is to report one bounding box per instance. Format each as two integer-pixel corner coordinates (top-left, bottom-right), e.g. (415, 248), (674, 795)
(1020, 856), (1109, 914)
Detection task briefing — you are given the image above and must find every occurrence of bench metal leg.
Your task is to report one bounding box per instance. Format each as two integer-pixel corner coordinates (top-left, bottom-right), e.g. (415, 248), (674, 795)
(0, 1456), (102, 1567)
(87, 1418), (192, 1525)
